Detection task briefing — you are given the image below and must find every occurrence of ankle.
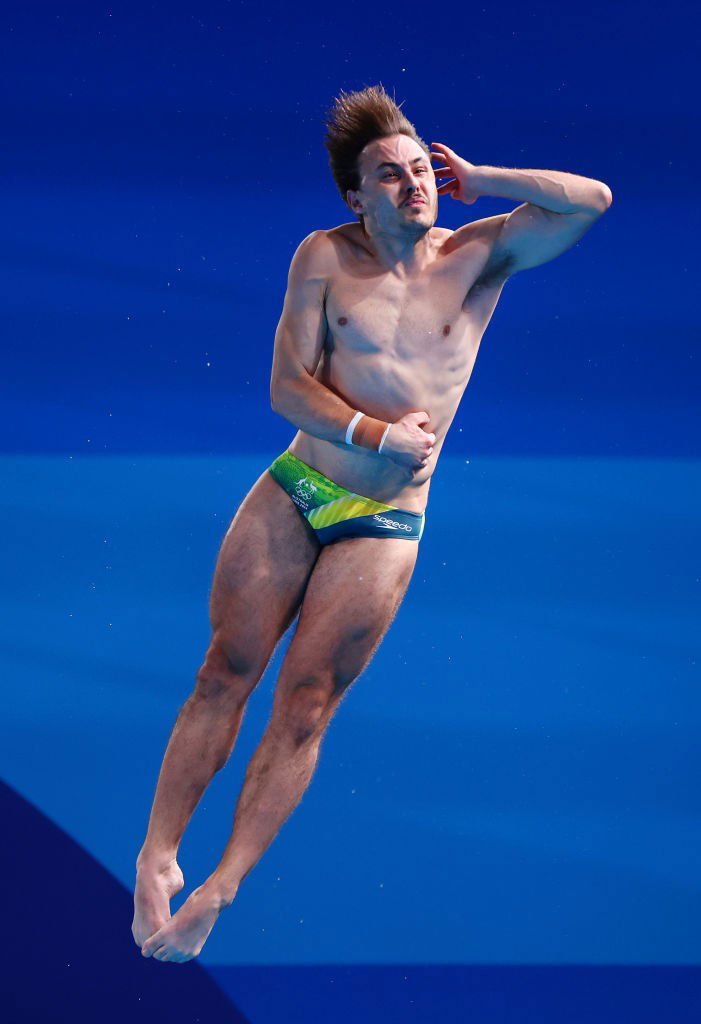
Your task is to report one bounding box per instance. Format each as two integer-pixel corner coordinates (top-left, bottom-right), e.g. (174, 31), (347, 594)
(203, 873), (239, 910)
(136, 845), (179, 873)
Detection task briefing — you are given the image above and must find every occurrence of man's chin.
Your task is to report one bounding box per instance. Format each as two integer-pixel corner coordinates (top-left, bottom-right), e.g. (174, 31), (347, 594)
(408, 205), (434, 223)
(407, 209), (435, 230)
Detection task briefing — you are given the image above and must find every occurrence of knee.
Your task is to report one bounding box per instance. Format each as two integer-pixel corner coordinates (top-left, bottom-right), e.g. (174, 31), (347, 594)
(279, 676), (331, 747)
(194, 644), (256, 705)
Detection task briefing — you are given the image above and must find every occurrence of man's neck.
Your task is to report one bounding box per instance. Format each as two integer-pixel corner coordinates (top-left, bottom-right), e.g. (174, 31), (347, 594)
(360, 220), (437, 276)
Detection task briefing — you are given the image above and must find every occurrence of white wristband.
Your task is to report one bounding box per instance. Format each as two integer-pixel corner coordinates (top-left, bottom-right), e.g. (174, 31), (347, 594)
(345, 410), (363, 445)
(377, 423), (391, 453)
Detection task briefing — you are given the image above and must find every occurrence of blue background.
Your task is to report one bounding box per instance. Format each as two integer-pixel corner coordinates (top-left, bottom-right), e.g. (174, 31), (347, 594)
(1, 1), (699, 1020)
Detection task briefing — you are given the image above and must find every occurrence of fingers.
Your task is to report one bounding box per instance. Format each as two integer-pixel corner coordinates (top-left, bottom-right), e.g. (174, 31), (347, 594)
(408, 410), (431, 426)
(429, 147), (453, 178)
(418, 447), (434, 469)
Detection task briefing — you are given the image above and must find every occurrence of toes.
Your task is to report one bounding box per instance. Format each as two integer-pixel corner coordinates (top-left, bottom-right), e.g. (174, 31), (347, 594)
(141, 937), (162, 958)
(135, 914), (168, 950)
(151, 946), (193, 963)
(143, 943), (198, 964)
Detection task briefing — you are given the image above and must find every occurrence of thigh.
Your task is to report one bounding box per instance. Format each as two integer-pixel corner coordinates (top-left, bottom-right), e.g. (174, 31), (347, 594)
(273, 535), (421, 705)
(205, 467), (321, 680)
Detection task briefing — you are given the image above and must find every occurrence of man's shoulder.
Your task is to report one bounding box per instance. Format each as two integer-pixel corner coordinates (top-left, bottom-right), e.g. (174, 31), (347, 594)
(323, 222), (364, 248)
(304, 223), (372, 266)
(292, 225), (353, 268)
(439, 214), (508, 257)
(437, 214), (514, 294)
(288, 229), (338, 279)
(303, 223), (356, 244)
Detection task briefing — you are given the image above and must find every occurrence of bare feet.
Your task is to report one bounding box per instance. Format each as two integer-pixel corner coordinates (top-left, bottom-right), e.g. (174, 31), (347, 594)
(140, 880), (233, 963)
(131, 855), (185, 948)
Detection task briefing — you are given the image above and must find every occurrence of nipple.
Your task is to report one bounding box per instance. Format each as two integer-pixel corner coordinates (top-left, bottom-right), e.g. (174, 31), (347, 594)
(442, 324), (451, 337)
(338, 316), (348, 326)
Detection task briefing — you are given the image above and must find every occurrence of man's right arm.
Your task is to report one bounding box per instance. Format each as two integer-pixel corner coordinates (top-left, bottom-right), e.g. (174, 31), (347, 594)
(269, 230), (388, 447)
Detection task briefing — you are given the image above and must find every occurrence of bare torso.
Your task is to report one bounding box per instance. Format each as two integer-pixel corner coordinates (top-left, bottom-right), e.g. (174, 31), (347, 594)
(288, 220), (507, 513)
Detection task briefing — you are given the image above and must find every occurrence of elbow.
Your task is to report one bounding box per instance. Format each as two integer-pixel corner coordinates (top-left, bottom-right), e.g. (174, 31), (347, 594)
(270, 376), (282, 411)
(596, 183), (613, 211)
(270, 379), (289, 414)
(271, 371), (307, 414)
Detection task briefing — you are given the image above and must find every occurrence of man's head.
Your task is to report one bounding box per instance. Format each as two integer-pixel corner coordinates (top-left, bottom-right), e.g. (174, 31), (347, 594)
(324, 84), (437, 237)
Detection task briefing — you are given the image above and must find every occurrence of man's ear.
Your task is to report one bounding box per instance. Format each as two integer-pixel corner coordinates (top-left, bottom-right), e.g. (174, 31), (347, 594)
(346, 189), (363, 215)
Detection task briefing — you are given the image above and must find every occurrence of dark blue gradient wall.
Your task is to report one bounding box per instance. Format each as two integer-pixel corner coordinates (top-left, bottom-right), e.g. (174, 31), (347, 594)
(1, 0), (697, 456)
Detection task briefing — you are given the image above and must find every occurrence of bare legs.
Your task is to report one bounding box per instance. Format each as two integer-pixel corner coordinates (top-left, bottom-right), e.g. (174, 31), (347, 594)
(140, 534), (419, 962)
(131, 669), (248, 946)
(136, 721), (327, 964)
(132, 469), (320, 948)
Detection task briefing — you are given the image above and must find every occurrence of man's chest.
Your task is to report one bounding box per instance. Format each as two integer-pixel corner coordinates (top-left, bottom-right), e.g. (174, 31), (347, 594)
(323, 260), (481, 363)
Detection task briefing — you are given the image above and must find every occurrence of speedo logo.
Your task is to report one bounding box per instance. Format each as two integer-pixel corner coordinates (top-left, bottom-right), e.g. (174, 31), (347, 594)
(373, 514), (411, 532)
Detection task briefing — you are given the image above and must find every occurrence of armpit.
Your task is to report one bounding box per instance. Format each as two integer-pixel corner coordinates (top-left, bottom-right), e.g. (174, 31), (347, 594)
(469, 251), (514, 295)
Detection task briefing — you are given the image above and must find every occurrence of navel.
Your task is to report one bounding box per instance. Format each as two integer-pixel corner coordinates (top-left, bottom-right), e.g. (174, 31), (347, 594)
(442, 324), (451, 337)
(338, 316), (348, 326)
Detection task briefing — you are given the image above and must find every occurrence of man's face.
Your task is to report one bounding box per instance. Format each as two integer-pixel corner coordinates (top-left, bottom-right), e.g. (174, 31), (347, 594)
(348, 134), (437, 235)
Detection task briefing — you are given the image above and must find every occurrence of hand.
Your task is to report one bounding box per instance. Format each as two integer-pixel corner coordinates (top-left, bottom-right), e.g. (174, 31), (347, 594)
(430, 142), (480, 205)
(381, 411), (436, 478)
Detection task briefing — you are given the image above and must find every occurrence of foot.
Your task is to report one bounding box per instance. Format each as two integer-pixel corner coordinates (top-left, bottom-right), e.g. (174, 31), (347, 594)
(140, 881), (232, 963)
(131, 855), (184, 948)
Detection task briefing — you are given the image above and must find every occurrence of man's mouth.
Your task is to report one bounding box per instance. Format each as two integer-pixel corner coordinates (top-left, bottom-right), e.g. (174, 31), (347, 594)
(404, 198), (425, 207)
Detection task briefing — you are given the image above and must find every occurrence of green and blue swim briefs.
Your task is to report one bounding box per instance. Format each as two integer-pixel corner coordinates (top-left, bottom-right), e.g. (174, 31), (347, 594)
(268, 450), (425, 545)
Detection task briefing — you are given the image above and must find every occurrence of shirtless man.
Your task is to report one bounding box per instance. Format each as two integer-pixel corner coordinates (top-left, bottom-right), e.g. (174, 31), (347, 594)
(132, 85), (612, 963)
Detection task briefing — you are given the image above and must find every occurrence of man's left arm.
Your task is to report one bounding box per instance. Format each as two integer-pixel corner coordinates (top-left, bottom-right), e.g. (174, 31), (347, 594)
(471, 165), (612, 274)
(431, 143), (613, 276)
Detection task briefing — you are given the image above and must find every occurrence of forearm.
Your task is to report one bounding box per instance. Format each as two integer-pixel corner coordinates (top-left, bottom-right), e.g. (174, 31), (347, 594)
(271, 373), (389, 449)
(471, 165), (611, 214)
